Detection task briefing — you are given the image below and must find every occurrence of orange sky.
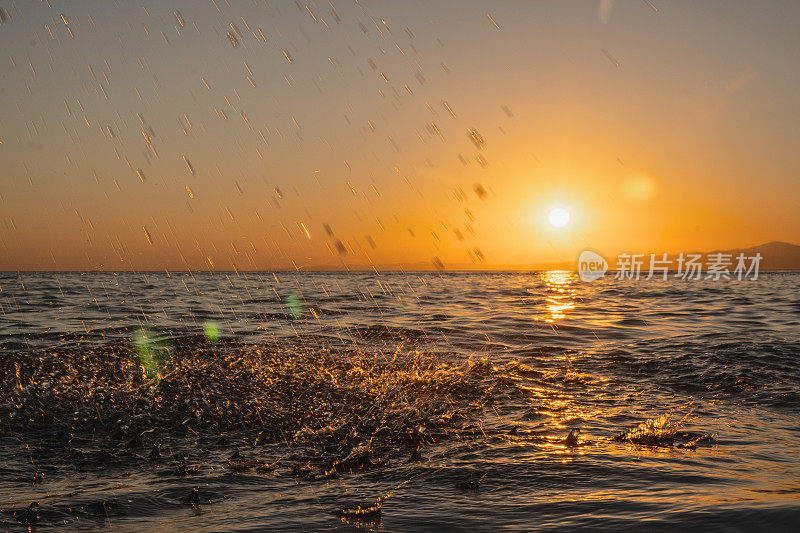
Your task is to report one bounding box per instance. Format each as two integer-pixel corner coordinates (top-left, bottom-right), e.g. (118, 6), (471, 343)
(1, 1), (798, 270)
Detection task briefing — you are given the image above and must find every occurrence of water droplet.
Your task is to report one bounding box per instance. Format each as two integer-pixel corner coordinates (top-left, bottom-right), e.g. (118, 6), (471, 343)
(467, 128), (485, 150)
(441, 100), (457, 119)
(183, 156), (195, 175)
(602, 48), (620, 68)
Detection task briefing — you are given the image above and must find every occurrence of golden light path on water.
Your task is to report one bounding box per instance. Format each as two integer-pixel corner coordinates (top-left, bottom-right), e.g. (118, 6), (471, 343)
(513, 270), (606, 452)
(535, 270), (579, 323)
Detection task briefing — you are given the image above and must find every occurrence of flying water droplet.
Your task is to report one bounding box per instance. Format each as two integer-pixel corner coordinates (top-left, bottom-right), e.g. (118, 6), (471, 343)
(441, 100), (457, 119)
(183, 156), (195, 175)
(467, 128), (485, 150)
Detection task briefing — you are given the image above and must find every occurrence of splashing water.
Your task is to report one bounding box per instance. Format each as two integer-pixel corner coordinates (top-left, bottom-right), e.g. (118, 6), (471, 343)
(0, 272), (799, 531)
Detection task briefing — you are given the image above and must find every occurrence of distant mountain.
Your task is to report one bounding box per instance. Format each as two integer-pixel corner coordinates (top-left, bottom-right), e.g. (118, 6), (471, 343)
(711, 241), (800, 271)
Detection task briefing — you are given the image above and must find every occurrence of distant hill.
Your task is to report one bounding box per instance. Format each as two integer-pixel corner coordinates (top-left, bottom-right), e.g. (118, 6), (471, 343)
(710, 241), (800, 271)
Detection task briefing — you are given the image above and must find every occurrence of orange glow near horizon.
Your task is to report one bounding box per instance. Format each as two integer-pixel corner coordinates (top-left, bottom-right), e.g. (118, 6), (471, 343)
(0, 2), (798, 270)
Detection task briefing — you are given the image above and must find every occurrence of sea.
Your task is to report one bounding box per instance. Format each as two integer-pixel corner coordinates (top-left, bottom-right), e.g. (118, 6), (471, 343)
(1, 271), (799, 531)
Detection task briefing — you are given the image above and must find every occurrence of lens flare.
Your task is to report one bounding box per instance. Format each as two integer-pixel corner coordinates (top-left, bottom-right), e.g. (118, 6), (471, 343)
(286, 293), (304, 319)
(132, 327), (171, 378)
(204, 320), (221, 342)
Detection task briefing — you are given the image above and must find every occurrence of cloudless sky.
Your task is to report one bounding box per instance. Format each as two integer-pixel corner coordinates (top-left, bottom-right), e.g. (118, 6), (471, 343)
(1, 0), (798, 270)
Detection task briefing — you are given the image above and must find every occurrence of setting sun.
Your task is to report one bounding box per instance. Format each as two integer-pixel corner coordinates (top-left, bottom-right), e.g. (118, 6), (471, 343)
(548, 208), (571, 228)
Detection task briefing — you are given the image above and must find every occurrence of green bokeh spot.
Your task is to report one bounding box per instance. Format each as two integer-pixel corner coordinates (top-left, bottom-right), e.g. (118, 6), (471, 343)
(132, 327), (172, 379)
(286, 293), (304, 320)
(204, 320), (221, 342)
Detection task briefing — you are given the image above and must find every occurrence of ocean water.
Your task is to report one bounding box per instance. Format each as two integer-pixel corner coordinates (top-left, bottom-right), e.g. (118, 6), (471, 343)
(1, 271), (799, 531)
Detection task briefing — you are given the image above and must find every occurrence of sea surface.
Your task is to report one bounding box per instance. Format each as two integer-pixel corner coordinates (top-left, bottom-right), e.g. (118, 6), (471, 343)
(1, 271), (799, 531)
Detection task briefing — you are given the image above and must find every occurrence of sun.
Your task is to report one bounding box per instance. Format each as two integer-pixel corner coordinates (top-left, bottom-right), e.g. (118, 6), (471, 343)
(548, 208), (570, 228)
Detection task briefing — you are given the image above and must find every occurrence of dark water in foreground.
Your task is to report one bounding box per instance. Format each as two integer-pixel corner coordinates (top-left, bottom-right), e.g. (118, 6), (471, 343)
(1, 271), (799, 531)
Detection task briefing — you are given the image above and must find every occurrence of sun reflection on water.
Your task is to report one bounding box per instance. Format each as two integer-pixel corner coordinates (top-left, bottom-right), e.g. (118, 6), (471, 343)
(536, 270), (578, 323)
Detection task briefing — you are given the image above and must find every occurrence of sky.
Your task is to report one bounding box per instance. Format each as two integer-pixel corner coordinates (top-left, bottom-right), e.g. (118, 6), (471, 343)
(0, 0), (799, 270)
